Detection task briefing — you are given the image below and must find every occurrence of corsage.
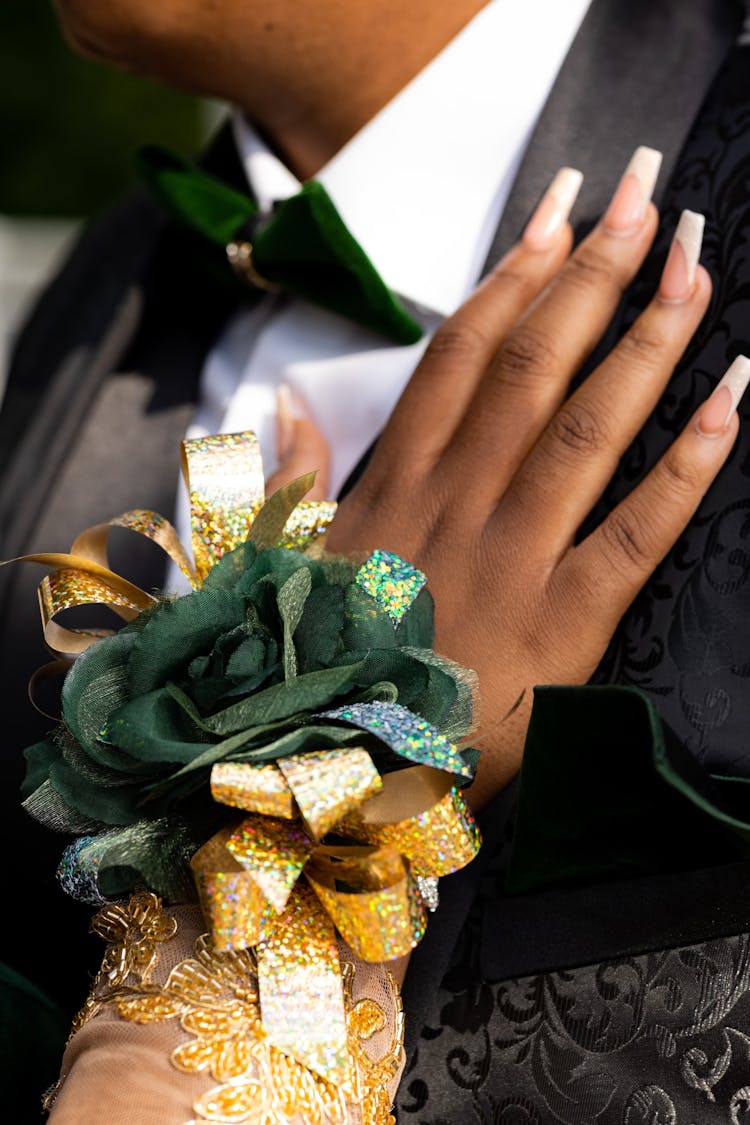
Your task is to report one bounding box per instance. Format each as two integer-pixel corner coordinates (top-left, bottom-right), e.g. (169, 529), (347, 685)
(11, 432), (482, 1120)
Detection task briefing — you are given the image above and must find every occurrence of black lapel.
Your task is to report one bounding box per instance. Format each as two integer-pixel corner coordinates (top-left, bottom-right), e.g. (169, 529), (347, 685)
(484, 0), (742, 267)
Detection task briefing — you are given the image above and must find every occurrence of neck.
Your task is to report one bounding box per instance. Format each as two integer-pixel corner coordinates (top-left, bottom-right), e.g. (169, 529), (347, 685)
(238, 1), (491, 179)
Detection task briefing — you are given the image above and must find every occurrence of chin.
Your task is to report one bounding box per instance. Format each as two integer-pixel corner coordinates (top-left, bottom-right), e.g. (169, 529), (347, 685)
(51, 0), (140, 65)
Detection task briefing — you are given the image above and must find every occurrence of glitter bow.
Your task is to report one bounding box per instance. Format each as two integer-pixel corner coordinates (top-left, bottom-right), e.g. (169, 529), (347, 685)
(10, 428), (483, 1094)
(5, 432), (336, 662)
(191, 746), (480, 1084)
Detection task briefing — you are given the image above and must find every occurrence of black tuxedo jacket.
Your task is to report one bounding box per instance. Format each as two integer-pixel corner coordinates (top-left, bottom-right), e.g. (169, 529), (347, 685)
(3, 0), (750, 1118)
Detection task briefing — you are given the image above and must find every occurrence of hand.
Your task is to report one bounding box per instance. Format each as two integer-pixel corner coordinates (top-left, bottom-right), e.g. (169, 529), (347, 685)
(321, 149), (749, 808)
(265, 384), (331, 501)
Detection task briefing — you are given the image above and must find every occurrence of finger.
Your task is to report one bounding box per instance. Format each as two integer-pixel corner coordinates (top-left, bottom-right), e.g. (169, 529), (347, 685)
(504, 211), (712, 554)
(372, 167), (582, 471)
(444, 147), (663, 492)
(561, 355), (750, 637)
(265, 385), (331, 500)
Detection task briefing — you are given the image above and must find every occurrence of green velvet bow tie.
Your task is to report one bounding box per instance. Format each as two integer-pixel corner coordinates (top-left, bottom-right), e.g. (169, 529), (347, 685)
(137, 146), (423, 345)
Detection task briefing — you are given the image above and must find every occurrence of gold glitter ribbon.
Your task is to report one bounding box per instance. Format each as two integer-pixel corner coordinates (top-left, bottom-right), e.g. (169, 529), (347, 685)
(2, 432), (336, 662)
(6, 428), (479, 1092)
(192, 746), (481, 1082)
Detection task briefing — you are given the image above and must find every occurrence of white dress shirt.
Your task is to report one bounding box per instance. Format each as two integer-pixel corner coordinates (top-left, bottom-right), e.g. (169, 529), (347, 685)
(175, 0), (591, 568)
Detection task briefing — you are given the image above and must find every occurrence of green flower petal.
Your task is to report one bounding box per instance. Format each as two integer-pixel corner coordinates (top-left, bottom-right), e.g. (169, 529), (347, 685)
(21, 740), (59, 799)
(128, 588), (246, 696)
(62, 631), (136, 757)
(49, 759), (145, 825)
(108, 688), (214, 763)
(293, 584), (344, 672)
(204, 660), (366, 735)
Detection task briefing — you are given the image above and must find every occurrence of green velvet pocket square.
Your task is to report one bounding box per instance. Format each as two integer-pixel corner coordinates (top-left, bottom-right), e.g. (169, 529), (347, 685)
(507, 685), (750, 895)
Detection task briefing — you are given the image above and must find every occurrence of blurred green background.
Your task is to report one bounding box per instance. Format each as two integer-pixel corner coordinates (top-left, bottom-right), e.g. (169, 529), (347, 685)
(1, 0), (207, 217)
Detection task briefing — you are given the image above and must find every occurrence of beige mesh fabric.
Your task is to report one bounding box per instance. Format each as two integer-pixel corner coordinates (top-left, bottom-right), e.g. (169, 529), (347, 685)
(48, 1003), (207, 1125)
(337, 938), (406, 1120)
(48, 904), (405, 1125)
(49, 906), (212, 1125)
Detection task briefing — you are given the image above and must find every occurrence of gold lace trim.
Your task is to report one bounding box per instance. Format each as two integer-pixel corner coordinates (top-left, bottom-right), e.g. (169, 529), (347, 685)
(65, 893), (403, 1125)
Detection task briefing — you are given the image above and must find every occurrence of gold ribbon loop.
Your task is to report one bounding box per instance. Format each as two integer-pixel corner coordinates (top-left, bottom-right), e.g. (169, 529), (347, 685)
(341, 765), (482, 876)
(278, 748), (382, 841)
(36, 560), (154, 659)
(258, 882), (351, 1085)
(227, 814), (315, 914)
(306, 845), (427, 961)
(182, 432), (265, 582)
(211, 762), (295, 819)
(279, 499), (338, 553)
(191, 825), (273, 952)
(71, 510), (196, 585)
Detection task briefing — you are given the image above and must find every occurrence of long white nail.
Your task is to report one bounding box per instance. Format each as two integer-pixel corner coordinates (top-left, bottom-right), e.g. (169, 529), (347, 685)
(523, 167), (584, 249)
(659, 210), (705, 302)
(675, 210), (705, 287)
(720, 355), (750, 413)
(605, 146), (663, 233)
(627, 146), (663, 204)
(696, 356), (750, 437)
(552, 167), (584, 209)
(276, 384), (297, 460)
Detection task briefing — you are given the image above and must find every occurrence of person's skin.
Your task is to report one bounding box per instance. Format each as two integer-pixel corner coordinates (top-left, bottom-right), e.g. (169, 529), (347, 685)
(52, 0), (489, 179)
(52, 0), (743, 811)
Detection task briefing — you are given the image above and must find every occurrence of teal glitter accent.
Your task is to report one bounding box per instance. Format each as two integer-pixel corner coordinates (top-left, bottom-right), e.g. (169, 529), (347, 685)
(355, 550), (427, 625)
(57, 836), (107, 905)
(321, 701), (471, 778)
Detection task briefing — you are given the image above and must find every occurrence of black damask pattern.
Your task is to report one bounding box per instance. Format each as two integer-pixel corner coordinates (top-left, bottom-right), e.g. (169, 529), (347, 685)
(397, 902), (750, 1124)
(590, 45), (750, 776)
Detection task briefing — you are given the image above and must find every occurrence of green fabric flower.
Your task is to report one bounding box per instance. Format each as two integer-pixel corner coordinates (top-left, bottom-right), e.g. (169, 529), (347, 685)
(23, 540), (477, 902)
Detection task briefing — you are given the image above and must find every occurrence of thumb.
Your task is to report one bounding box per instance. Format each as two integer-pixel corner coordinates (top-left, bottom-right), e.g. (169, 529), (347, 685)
(264, 384), (331, 501)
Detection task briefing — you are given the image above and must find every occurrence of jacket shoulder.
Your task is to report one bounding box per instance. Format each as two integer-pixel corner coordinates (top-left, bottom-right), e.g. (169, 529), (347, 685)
(0, 189), (165, 476)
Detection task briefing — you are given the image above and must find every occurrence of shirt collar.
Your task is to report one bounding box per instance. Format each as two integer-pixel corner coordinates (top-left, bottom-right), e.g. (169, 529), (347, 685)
(233, 0), (591, 317)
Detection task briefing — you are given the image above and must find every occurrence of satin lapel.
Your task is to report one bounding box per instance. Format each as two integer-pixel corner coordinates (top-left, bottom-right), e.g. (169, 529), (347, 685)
(483, 0), (741, 267)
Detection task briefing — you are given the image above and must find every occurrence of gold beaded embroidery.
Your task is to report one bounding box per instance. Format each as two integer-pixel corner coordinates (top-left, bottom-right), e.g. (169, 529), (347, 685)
(71, 891), (178, 1033)
(342, 963), (403, 1125)
(71, 894), (403, 1125)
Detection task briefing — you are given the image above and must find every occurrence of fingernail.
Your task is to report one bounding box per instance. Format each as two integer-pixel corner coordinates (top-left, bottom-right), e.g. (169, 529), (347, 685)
(604, 146), (662, 234)
(523, 167), (583, 250)
(659, 210), (705, 303)
(696, 356), (750, 437)
(276, 383), (297, 460)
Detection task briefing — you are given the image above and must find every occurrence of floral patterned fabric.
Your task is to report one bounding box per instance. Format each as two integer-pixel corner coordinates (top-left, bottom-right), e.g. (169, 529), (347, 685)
(585, 43), (750, 777)
(397, 892), (750, 1123)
